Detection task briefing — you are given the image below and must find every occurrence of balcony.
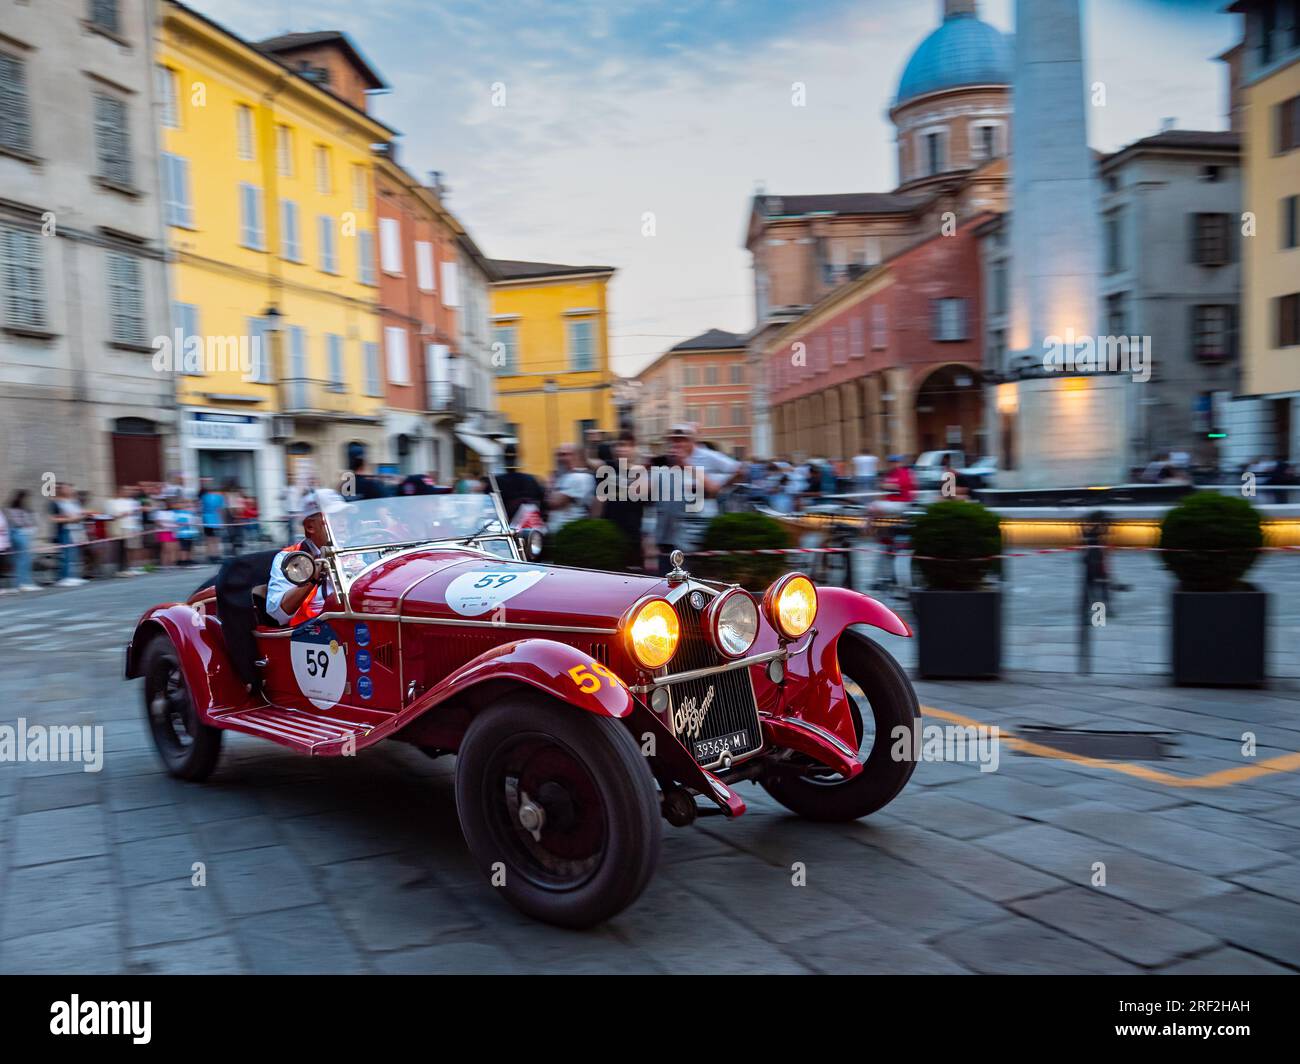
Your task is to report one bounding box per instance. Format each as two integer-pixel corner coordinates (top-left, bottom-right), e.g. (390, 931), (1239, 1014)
(427, 380), (469, 419)
(282, 378), (371, 420)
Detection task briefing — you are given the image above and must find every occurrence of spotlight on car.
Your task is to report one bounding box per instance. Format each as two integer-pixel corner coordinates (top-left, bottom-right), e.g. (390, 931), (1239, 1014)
(281, 551), (316, 586)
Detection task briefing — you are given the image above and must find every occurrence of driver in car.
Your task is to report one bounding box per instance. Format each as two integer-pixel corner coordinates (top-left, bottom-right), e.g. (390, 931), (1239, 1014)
(266, 488), (347, 626)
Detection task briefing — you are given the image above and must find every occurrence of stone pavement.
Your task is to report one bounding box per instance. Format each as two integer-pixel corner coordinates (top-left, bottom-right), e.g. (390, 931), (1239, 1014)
(1, 568), (1298, 974)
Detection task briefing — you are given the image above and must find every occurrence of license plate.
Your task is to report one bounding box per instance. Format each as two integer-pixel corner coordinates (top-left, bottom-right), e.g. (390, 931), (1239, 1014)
(693, 730), (750, 764)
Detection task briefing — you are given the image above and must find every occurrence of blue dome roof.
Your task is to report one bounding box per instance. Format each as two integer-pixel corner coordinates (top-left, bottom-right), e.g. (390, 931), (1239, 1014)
(895, 14), (1011, 106)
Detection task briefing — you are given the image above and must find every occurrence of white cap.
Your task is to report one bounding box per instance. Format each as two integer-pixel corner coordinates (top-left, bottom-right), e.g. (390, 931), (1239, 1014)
(301, 488), (349, 517)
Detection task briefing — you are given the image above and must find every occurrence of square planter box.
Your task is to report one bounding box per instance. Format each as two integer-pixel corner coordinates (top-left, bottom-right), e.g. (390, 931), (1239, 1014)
(1171, 588), (1267, 687)
(913, 589), (1001, 679)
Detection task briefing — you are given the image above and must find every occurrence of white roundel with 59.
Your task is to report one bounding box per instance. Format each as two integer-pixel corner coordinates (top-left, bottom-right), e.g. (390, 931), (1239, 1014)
(291, 620), (347, 709)
(446, 569), (546, 617)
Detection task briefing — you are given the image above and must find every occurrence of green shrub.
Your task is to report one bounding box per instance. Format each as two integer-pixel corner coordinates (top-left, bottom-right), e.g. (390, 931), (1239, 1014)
(911, 500), (1001, 591)
(693, 512), (790, 591)
(548, 518), (628, 571)
(1159, 492), (1262, 592)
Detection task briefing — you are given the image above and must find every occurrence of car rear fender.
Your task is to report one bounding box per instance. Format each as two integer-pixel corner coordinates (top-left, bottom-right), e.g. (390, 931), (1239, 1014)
(124, 603), (253, 722)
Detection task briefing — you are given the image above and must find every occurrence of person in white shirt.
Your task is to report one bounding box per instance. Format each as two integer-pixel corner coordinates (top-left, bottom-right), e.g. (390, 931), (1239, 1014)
(666, 423), (740, 548)
(852, 451), (878, 492)
(546, 443), (596, 535)
(266, 489), (346, 626)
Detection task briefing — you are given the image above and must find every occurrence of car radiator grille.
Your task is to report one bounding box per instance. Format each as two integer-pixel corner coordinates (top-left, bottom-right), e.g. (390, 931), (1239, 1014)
(664, 595), (763, 769)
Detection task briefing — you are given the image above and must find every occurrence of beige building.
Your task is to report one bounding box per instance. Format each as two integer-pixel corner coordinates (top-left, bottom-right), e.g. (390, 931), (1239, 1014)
(0, 0), (174, 503)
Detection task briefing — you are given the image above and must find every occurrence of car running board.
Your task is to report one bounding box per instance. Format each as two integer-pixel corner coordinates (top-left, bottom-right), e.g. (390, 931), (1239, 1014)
(210, 704), (378, 755)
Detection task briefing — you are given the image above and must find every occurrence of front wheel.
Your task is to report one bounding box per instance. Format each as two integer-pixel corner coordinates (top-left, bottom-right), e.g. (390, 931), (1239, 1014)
(141, 635), (223, 781)
(455, 696), (661, 928)
(761, 629), (919, 821)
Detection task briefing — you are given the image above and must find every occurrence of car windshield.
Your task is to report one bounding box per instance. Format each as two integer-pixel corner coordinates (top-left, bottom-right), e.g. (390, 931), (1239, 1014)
(323, 494), (506, 552)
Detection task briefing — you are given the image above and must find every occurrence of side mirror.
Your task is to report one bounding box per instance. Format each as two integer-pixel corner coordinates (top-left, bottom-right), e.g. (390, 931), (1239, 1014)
(281, 550), (316, 586)
(516, 529), (544, 560)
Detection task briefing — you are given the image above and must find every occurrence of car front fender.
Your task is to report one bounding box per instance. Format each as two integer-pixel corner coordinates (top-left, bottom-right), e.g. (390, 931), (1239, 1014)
(399, 637), (635, 737)
(762, 587), (910, 754)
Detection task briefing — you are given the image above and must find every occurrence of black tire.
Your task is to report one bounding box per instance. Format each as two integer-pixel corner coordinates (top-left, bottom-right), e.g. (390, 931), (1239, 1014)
(761, 628), (919, 821)
(141, 634), (223, 781)
(455, 695), (661, 929)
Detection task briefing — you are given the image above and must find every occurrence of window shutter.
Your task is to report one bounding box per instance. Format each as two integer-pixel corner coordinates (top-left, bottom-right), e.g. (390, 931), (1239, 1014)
(94, 94), (132, 187)
(385, 326), (410, 384)
(106, 252), (145, 345)
(379, 217), (402, 274)
(0, 53), (33, 153)
(327, 334), (344, 388)
(2, 227), (47, 330)
(416, 241), (435, 291)
(441, 261), (459, 307)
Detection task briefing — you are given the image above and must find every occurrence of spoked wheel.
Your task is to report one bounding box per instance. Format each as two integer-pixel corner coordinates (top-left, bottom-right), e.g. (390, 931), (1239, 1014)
(141, 635), (222, 781)
(761, 628), (919, 821)
(455, 696), (661, 928)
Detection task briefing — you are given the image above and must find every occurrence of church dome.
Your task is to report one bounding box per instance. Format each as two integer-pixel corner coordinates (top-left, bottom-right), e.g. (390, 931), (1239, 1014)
(895, 12), (1012, 107)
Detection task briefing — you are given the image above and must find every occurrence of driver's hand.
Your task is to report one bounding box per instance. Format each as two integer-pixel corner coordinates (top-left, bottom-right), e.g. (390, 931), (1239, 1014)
(312, 559), (326, 584)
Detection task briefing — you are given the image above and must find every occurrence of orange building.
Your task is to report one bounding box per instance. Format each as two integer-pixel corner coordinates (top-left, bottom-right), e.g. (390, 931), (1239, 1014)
(635, 329), (751, 458)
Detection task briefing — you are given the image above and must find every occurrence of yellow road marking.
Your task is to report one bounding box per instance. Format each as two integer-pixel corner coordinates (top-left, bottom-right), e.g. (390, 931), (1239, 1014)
(920, 704), (1300, 789)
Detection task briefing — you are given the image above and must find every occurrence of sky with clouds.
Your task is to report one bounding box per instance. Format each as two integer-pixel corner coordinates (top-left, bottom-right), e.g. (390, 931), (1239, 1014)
(201, 0), (1239, 375)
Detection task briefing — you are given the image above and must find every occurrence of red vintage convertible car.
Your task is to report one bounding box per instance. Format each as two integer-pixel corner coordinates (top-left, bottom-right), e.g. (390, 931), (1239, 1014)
(125, 492), (919, 927)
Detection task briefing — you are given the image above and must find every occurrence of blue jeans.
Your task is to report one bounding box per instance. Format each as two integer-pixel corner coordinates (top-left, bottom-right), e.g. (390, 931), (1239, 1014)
(58, 537), (80, 581)
(9, 527), (32, 586)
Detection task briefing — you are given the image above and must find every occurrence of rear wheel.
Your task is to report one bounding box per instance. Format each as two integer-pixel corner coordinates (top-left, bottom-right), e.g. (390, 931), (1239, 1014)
(455, 696), (661, 928)
(761, 629), (919, 821)
(141, 635), (223, 781)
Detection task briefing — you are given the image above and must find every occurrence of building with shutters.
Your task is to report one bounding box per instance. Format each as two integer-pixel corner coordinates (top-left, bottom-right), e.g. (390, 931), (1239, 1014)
(158, 2), (394, 516)
(372, 157), (501, 482)
(487, 260), (617, 477)
(633, 330), (751, 458)
(0, 0), (174, 505)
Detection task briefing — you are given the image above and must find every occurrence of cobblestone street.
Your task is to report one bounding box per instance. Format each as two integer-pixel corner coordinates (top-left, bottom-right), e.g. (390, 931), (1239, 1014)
(1, 567), (1298, 974)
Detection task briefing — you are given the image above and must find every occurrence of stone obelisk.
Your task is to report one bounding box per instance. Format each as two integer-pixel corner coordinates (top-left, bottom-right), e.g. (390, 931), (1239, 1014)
(998, 0), (1131, 487)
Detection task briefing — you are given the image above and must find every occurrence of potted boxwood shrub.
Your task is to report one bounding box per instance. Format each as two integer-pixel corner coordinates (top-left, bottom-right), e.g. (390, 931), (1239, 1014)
(693, 512), (789, 592)
(547, 518), (628, 571)
(1160, 492), (1266, 686)
(910, 500), (1002, 679)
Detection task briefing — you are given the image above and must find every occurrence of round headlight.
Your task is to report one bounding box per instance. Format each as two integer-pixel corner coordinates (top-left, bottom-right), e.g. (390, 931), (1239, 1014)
(281, 550), (316, 586)
(764, 573), (818, 639)
(705, 589), (759, 658)
(625, 598), (680, 670)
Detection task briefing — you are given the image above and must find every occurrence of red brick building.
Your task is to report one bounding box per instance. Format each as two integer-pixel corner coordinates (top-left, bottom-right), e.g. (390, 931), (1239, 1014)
(765, 214), (991, 462)
(635, 329), (751, 457)
(373, 155), (468, 476)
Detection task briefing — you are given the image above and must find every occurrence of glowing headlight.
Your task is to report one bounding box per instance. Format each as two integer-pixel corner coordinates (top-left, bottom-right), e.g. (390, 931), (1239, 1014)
(764, 573), (818, 639)
(705, 589), (759, 658)
(626, 598), (680, 670)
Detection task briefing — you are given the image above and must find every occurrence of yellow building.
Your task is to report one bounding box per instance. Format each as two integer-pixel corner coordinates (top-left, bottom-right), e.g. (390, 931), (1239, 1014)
(488, 260), (617, 476)
(158, 2), (395, 514)
(1230, 1), (1300, 460)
